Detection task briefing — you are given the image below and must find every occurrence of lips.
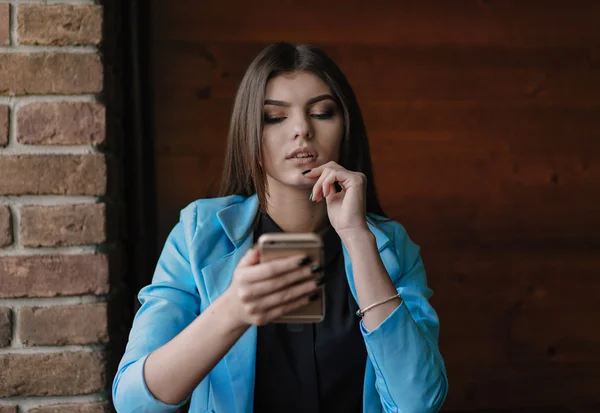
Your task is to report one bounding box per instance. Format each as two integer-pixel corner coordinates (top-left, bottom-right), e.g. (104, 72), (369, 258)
(286, 148), (317, 159)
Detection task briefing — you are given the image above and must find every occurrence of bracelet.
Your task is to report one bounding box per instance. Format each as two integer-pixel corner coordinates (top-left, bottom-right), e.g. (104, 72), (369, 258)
(356, 293), (401, 317)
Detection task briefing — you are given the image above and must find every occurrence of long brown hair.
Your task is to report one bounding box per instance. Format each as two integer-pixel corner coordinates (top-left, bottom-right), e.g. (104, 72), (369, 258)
(219, 42), (387, 218)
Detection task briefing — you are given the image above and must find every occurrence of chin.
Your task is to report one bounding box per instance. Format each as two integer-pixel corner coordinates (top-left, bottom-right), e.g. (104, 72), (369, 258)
(289, 178), (313, 190)
(266, 173), (310, 190)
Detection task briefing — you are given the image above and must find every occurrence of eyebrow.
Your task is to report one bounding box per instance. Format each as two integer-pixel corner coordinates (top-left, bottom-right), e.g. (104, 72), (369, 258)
(264, 94), (336, 107)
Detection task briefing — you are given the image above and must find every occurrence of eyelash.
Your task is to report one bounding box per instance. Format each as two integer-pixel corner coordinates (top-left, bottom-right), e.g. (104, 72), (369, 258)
(263, 110), (336, 124)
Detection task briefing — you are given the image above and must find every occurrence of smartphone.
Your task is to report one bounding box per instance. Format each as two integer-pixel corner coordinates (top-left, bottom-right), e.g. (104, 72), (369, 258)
(256, 232), (325, 323)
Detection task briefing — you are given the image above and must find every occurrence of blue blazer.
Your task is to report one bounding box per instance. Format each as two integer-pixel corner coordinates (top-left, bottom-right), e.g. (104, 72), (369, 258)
(113, 194), (448, 413)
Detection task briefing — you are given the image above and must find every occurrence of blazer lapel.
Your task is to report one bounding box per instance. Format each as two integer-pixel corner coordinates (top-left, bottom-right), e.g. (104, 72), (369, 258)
(201, 195), (259, 413)
(202, 195), (259, 303)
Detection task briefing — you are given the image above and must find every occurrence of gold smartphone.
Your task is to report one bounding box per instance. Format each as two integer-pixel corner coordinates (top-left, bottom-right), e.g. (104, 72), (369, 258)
(256, 232), (325, 323)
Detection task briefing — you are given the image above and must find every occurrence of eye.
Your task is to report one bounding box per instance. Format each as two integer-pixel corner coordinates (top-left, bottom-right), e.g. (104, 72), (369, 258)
(311, 110), (335, 120)
(263, 115), (286, 124)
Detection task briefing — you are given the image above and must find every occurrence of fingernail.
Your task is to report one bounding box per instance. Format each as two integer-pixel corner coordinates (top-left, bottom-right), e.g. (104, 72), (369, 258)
(334, 181), (343, 192)
(308, 192), (313, 201)
(302, 169), (312, 175)
(309, 292), (320, 301)
(298, 256), (312, 266)
(311, 265), (323, 273)
(315, 278), (326, 286)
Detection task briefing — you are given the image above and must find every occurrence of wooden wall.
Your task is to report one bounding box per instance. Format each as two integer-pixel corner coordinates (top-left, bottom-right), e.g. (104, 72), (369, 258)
(150, 1), (600, 410)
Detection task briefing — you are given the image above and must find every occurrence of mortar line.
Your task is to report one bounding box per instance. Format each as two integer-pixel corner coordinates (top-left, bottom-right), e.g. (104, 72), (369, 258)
(0, 343), (106, 354)
(10, 306), (18, 348)
(0, 45), (98, 52)
(0, 195), (99, 205)
(0, 393), (108, 411)
(11, 202), (21, 248)
(0, 245), (107, 256)
(0, 0), (98, 4)
(0, 294), (109, 308)
(0, 95), (98, 104)
(9, 0), (17, 46)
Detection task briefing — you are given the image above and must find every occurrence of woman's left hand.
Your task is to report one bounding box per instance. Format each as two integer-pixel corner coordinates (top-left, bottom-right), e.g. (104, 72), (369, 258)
(304, 161), (369, 237)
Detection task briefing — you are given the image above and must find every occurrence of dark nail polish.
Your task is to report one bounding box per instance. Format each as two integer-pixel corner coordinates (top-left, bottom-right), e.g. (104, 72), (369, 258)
(311, 265), (323, 273)
(298, 256), (312, 266)
(308, 192), (313, 201)
(309, 292), (320, 301)
(302, 169), (312, 175)
(334, 181), (343, 193)
(315, 278), (326, 286)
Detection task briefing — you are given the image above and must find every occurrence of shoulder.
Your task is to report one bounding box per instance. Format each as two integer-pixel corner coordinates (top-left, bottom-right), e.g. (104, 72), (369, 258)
(180, 194), (246, 224)
(179, 194), (247, 241)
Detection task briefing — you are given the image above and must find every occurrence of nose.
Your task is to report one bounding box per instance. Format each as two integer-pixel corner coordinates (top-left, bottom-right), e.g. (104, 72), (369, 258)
(292, 112), (313, 141)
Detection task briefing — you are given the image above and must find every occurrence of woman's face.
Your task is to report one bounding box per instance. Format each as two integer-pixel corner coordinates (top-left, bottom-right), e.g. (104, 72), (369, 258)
(261, 71), (343, 191)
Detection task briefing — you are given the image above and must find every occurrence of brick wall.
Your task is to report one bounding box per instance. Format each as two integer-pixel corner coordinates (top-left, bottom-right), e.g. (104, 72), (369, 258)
(0, 1), (114, 412)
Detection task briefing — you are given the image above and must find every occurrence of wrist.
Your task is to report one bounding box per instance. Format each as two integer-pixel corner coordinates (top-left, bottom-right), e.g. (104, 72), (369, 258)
(216, 289), (250, 335)
(338, 226), (374, 250)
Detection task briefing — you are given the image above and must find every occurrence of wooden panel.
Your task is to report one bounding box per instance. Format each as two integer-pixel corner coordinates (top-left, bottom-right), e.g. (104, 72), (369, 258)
(363, 101), (600, 147)
(154, 99), (232, 156)
(153, 42), (600, 101)
(386, 197), (600, 250)
(155, 156), (223, 243)
(433, 250), (600, 365)
(428, 250), (600, 312)
(154, 1), (600, 47)
(440, 309), (600, 364)
(439, 310), (509, 364)
(510, 310), (600, 363)
(444, 363), (600, 409)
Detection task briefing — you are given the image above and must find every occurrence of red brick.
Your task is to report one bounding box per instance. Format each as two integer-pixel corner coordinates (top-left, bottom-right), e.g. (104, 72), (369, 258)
(0, 53), (102, 96)
(0, 352), (106, 397)
(0, 407), (17, 413)
(18, 5), (102, 46)
(0, 4), (9, 46)
(18, 102), (105, 145)
(19, 303), (108, 346)
(0, 105), (8, 146)
(0, 307), (11, 347)
(20, 204), (106, 247)
(0, 155), (106, 195)
(0, 205), (12, 247)
(28, 402), (110, 413)
(0, 254), (109, 298)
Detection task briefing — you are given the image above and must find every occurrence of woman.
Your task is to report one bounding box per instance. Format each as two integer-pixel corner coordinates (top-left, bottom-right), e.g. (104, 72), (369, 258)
(113, 42), (447, 413)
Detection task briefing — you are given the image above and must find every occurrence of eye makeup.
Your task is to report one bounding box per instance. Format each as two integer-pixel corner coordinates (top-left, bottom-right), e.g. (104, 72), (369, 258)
(263, 104), (338, 124)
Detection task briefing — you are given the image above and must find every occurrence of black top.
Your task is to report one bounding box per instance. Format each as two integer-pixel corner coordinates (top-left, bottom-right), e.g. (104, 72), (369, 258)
(253, 213), (367, 413)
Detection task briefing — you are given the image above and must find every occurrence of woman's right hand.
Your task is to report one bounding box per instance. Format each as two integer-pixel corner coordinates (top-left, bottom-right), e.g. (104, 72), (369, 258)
(224, 248), (322, 327)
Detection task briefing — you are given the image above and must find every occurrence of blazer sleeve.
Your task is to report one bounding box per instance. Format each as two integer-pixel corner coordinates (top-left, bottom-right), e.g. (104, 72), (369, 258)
(112, 220), (200, 413)
(360, 222), (448, 413)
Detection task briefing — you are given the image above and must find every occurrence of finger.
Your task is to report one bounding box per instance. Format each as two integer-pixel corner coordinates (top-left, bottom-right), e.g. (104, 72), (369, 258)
(262, 290), (321, 323)
(321, 173), (345, 199)
(237, 248), (260, 268)
(244, 253), (310, 283)
(302, 161), (335, 177)
(255, 278), (321, 312)
(246, 264), (321, 299)
(311, 167), (336, 202)
(313, 168), (350, 201)
(303, 160), (342, 180)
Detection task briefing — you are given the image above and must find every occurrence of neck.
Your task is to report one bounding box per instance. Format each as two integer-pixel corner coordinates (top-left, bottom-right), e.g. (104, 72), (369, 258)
(263, 179), (328, 233)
